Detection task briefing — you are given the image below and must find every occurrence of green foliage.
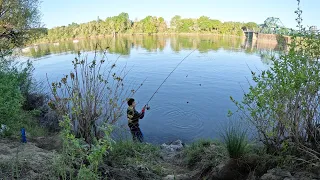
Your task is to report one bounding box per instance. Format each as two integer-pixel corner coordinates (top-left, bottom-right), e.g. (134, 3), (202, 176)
(77, 165), (99, 180)
(0, 69), (23, 125)
(34, 13), (258, 42)
(243, 22), (260, 31)
(197, 16), (221, 32)
(221, 124), (248, 159)
(230, 0), (320, 167)
(141, 16), (158, 34)
(183, 139), (227, 168)
(0, 0), (41, 57)
(0, 60), (46, 138)
(53, 116), (113, 179)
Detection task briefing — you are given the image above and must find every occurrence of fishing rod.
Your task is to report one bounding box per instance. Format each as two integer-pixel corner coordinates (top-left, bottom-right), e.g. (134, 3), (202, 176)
(145, 49), (196, 110)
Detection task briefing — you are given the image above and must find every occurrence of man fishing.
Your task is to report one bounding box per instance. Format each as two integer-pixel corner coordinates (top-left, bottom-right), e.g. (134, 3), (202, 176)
(126, 50), (195, 142)
(127, 98), (146, 142)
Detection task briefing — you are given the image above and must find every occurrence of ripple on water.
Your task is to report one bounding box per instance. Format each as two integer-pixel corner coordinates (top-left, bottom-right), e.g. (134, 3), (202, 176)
(150, 103), (205, 139)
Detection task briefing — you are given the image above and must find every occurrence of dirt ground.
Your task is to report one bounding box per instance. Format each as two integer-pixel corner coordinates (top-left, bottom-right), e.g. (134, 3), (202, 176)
(0, 138), (57, 180)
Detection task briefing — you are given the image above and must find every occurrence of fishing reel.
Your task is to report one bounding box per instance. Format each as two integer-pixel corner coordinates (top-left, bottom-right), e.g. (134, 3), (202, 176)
(146, 104), (150, 110)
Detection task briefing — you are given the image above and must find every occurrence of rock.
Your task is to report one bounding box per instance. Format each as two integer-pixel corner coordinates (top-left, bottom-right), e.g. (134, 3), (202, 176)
(260, 168), (293, 180)
(0, 124), (9, 135)
(163, 175), (175, 180)
(163, 174), (190, 180)
(161, 140), (184, 152)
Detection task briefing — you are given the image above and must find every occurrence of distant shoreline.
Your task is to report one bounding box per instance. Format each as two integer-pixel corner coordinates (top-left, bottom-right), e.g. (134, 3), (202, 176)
(28, 33), (245, 45)
(27, 32), (289, 48)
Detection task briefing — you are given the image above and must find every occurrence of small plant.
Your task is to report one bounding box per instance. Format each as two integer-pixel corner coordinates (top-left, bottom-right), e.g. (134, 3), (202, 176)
(221, 124), (248, 159)
(53, 116), (114, 179)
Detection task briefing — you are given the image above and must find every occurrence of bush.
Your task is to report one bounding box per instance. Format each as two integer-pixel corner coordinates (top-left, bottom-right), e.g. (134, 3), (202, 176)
(52, 116), (113, 179)
(49, 50), (144, 144)
(0, 60), (47, 138)
(0, 70), (23, 126)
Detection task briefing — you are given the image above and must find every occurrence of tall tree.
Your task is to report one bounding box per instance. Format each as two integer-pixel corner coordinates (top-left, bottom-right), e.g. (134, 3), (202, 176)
(141, 16), (158, 34)
(0, 0), (41, 58)
(170, 15), (182, 32)
(242, 22), (259, 31)
(157, 17), (167, 33)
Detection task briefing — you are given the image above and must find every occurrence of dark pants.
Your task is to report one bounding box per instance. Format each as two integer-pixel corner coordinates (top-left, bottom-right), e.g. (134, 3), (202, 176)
(129, 125), (144, 143)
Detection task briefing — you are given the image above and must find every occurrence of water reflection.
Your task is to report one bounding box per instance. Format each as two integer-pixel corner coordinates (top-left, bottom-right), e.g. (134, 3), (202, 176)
(23, 35), (283, 62)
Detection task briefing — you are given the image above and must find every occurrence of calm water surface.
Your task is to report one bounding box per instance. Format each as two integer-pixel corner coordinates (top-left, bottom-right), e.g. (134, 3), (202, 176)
(20, 35), (276, 144)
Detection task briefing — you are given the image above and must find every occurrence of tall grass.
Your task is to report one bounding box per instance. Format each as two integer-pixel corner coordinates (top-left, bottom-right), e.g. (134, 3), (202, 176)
(221, 124), (248, 159)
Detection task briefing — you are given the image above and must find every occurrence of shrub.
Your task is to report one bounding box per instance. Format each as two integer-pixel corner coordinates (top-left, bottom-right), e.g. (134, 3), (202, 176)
(49, 50), (144, 144)
(53, 116), (113, 179)
(0, 60), (47, 137)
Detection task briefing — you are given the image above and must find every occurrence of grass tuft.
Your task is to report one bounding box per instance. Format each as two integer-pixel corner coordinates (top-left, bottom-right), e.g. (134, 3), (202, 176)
(221, 124), (248, 159)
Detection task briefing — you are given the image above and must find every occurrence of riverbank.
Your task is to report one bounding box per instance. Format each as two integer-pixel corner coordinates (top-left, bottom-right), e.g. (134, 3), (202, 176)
(1, 135), (319, 180)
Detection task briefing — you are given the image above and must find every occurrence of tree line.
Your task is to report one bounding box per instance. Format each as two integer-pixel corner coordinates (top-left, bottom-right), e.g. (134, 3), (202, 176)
(33, 12), (259, 43)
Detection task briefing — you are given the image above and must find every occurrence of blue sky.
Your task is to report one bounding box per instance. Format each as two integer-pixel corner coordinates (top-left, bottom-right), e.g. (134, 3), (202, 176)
(41, 0), (319, 29)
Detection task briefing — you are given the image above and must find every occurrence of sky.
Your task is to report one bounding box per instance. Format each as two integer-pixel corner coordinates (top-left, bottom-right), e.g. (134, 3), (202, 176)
(40, 0), (319, 29)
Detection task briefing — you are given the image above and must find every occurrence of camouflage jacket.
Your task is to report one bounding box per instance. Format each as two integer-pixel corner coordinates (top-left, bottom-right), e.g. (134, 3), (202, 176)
(127, 106), (145, 127)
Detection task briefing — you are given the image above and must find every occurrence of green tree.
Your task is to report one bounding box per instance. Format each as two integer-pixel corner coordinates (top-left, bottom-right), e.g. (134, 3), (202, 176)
(0, 0), (41, 58)
(231, 0), (320, 166)
(211, 19), (222, 32)
(242, 22), (259, 31)
(179, 18), (194, 32)
(157, 17), (167, 33)
(170, 15), (182, 32)
(197, 16), (212, 32)
(131, 18), (143, 33)
(141, 16), (158, 34)
(113, 12), (130, 33)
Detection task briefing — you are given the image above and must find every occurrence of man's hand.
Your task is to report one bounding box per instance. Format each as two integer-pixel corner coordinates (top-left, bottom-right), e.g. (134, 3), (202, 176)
(142, 105), (146, 113)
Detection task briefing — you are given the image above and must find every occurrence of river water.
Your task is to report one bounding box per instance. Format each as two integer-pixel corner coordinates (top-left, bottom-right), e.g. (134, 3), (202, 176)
(20, 35), (277, 144)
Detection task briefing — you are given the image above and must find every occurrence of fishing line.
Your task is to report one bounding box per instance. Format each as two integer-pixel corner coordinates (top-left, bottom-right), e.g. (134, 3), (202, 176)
(145, 49), (196, 109)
